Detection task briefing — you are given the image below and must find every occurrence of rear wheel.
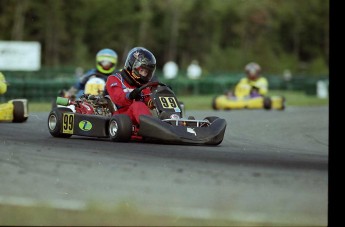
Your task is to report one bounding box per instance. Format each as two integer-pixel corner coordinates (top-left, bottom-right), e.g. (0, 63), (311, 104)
(263, 97), (272, 110)
(48, 108), (73, 138)
(108, 114), (132, 142)
(280, 96), (286, 110)
(12, 100), (28, 123)
(211, 97), (218, 110)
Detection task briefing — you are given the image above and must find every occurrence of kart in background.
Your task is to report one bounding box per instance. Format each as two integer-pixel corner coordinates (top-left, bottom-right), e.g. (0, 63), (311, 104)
(0, 73), (28, 123)
(212, 94), (285, 111)
(0, 99), (29, 123)
(212, 84), (285, 111)
(48, 81), (227, 146)
(51, 73), (108, 109)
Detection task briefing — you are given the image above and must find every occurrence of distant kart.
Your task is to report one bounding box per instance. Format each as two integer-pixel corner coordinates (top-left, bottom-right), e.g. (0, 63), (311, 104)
(48, 81), (227, 145)
(51, 73), (108, 109)
(0, 99), (29, 123)
(212, 94), (285, 111)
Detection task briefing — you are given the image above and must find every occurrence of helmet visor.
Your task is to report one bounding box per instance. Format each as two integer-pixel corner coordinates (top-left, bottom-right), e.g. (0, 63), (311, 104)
(97, 56), (117, 73)
(98, 60), (115, 70)
(133, 64), (155, 84)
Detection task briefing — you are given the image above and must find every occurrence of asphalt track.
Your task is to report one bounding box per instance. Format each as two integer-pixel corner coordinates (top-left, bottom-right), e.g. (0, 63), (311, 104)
(0, 106), (328, 225)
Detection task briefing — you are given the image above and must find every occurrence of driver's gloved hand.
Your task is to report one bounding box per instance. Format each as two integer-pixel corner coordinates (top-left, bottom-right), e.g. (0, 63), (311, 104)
(128, 88), (141, 100)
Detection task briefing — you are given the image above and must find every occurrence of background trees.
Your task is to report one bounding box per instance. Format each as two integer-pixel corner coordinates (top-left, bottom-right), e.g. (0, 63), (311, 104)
(0, 0), (329, 75)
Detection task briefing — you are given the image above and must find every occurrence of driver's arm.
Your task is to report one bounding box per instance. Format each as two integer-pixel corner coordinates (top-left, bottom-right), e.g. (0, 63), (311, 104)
(256, 78), (268, 95)
(106, 75), (133, 106)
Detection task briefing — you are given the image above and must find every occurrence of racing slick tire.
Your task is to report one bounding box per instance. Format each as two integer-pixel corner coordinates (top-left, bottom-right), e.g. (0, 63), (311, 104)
(12, 100), (28, 123)
(108, 114), (132, 142)
(211, 96), (218, 110)
(263, 97), (272, 110)
(280, 96), (286, 110)
(48, 107), (73, 138)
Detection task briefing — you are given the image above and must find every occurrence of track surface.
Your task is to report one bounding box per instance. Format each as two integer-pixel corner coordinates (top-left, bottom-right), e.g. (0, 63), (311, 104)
(0, 106), (328, 225)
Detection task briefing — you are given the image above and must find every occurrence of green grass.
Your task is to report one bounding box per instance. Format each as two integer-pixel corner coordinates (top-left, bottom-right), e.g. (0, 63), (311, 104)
(29, 90), (328, 112)
(0, 203), (260, 226)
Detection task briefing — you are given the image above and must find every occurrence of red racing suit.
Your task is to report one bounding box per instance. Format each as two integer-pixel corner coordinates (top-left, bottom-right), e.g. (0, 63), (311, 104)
(105, 70), (153, 125)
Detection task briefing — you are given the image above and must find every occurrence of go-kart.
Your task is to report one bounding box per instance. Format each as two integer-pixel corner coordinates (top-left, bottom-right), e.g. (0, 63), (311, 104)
(47, 81), (227, 145)
(212, 84), (285, 111)
(212, 94), (285, 110)
(52, 73), (109, 109)
(0, 73), (28, 123)
(0, 99), (29, 123)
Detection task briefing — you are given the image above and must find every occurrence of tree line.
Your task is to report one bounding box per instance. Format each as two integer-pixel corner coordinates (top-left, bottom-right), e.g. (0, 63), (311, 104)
(0, 0), (329, 76)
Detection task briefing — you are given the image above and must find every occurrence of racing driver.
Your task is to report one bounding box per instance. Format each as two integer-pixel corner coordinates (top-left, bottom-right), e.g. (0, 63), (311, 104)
(67, 48), (118, 98)
(105, 47), (156, 125)
(228, 62), (269, 98)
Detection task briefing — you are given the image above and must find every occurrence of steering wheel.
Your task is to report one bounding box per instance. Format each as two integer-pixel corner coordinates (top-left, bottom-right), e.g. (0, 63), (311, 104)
(137, 81), (167, 93)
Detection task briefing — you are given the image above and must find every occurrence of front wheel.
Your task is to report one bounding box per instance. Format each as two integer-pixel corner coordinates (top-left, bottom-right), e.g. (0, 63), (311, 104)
(108, 114), (132, 142)
(48, 108), (73, 138)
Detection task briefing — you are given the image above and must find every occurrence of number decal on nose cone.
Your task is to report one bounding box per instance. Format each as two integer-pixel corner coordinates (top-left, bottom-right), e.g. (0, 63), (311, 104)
(62, 113), (74, 134)
(159, 97), (177, 109)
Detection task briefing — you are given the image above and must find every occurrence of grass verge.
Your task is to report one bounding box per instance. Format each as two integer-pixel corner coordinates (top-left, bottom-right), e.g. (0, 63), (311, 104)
(0, 203), (261, 226)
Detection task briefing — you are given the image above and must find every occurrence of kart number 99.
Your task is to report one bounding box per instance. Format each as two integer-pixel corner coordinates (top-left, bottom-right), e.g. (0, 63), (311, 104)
(62, 113), (74, 134)
(159, 97), (177, 109)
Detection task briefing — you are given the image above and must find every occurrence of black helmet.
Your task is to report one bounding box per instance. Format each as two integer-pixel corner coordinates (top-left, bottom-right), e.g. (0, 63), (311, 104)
(124, 47), (156, 86)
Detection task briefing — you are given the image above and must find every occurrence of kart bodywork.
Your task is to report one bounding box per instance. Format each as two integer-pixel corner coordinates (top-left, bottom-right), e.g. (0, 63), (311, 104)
(0, 73), (29, 123)
(212, 94), (285, 110)
(212, 82), (285, 111)
(0, 99), (29, 122)
(48, 82), (227, 145)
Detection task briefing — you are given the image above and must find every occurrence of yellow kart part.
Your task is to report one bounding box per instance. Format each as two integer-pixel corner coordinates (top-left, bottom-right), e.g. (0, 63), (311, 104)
(271, 96), (285, 110)
(212, 95), (267, 110)
(0, 99), (29, 122)
(0, 102), (13, 122)
(84, 77), (106, 95)
(0, 72), (7, 95)
(212, 95), (285, 110)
